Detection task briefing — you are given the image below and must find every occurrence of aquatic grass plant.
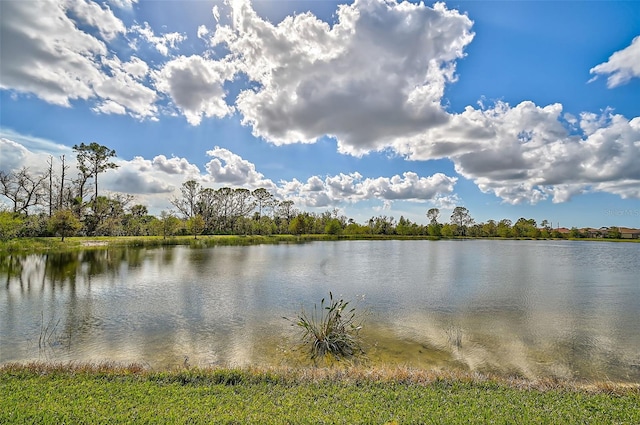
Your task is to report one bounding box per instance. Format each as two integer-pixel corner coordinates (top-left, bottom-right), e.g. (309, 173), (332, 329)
(288, 292), (364, 363)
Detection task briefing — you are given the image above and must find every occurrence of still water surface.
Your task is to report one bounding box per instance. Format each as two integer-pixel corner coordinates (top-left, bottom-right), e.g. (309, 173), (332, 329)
(1, 240), (639, 382)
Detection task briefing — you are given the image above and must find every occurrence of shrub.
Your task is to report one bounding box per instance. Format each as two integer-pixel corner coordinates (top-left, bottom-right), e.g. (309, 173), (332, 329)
(288, 292), (364, 363)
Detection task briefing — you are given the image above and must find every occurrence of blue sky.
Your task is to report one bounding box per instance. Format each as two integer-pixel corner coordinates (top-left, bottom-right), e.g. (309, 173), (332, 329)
(1, 0), (639, 228)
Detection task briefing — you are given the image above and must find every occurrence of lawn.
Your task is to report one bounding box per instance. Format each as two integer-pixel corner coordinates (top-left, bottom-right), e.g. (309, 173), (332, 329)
(1, 364), (638, 424)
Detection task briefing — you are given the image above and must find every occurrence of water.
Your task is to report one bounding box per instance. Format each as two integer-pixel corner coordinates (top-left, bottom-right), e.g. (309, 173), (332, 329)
(1, 240), (639, 382)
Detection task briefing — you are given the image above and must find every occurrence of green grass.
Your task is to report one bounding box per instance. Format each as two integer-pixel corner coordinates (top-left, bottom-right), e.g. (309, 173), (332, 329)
(1, 364), (638, 424)
(1, 234), (637, 254)
(0, 234), (331, 253)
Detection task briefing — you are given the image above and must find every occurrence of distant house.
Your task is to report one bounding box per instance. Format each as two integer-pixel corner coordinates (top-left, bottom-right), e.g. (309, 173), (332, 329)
(583, 228), (608, 238)
(619, 227), (640, 239)
(553, 227), (571, 237)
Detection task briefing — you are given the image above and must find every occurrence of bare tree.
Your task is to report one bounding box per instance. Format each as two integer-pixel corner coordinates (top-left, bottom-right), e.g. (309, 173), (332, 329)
(0, 167), (47, 215)
(59, 155), (69, 210)
(171, 180), (201, 219)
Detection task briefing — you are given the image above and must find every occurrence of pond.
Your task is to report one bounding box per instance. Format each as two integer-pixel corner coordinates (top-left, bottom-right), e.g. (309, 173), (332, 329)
(1, 240), (639, 382)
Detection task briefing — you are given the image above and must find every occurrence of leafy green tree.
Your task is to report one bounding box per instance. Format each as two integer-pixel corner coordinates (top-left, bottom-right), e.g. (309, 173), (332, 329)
(289, 215), (306, 235)
(48, 209), (81, 241)
(440, 223), (455, 238)
(427, 222), (441, 237)
(187, 214), (205, 239)
(19, 213), (50, 237)
(73, 142), (118, 209)
(324, 218), (342, 235)
(0, 211), (23, 241)
(496, 219), (512, 238)
(343, 219), (367, 235)
(289, 212), (314, 235)
(513, 218), (539, 238)
(155, 210), (181, 239)
(482, 220), (497, 237)
(276, 200), (297, 233)
(450, 206), (473, 236)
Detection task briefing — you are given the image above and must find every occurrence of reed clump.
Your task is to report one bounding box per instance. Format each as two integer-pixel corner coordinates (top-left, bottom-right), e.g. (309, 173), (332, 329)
(287, 292), (364, 364)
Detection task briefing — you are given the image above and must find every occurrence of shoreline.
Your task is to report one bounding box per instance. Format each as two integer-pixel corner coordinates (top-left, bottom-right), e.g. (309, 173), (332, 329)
(2, 361), (638, 394)
(1, 233), (638, 254)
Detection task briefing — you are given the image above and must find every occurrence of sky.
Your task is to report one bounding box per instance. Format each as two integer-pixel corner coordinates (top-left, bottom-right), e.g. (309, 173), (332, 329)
(1, 0), (639, 229)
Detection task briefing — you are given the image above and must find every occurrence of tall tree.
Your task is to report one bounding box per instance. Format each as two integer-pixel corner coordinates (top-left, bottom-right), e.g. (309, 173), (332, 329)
(47, 156), (54, 217)
(450, 206), (473, 236)
(73, 142), (118, 209)
(426, 207), (441, 236)
(58, 155), (69, 210)
(171, 180), (200, 219)
(252, 188), (275, 218)
(426, 208), (440, 224)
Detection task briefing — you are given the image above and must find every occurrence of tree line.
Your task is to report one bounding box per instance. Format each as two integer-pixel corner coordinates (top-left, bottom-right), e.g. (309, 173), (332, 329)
(0, 143), (625, 241)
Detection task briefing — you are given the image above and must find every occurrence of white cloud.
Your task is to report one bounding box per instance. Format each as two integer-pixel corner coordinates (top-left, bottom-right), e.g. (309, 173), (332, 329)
(95, 56), (158, 119)
(360, 172), (457, 201)
(122, 56), (149, 79)
(152, 155), (201, 176)
(130, 22), (186, 57)
(279, 170), (458, 208)
(211, 0), (473, 154)
(0, 1), (107, 106)
(93, 100), (127, 115)
(0, 1), (158, 120)
(197, 25), (210, 40)
(153, 56), (235, 125)
(409, 101), (640, 205)
(590, 36), (640, 88)
(205, 147), (275, 188)
(63, 0), (126, 41)
(108, 0), (138, 10)
(0, 138), (32, 172)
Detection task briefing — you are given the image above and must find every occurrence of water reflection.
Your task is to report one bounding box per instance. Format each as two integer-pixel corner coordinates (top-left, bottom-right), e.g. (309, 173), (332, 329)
(1, 240), (639, 382)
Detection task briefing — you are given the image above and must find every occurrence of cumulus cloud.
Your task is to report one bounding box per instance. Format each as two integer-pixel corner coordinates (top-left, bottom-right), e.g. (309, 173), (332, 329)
(153, 56), (236, 125)
(210, 0), (473, 154)
(94, 56), (158, 118)
(0, 138), (32, 172)
(130, 22), (186, 57)
(405, 101), (640, 204)
(0, 1), (157, 119)
(0, 1), (107, 106)
(151, 155), (201, 176)
(590, 36), (640, 88)
(205, 147), (275, 188)
(279, 170), (458, 208)
(63, 0), (126, 41)
(106, 168), (174, 195)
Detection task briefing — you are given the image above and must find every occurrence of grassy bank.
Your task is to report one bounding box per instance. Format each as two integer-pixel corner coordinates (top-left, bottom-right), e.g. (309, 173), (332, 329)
(0, 234), (337, 253)
(2, 233), (637, 253)
(1, 363), (638, 424)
